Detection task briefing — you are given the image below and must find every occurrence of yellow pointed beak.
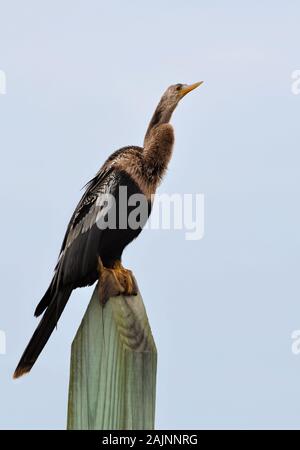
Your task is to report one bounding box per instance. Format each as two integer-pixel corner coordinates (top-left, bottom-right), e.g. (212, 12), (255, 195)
(179, 81), (204, 98)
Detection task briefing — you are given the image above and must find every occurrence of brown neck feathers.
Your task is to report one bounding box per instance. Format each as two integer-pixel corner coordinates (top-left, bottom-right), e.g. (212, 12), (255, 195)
(142, 123), (174, 188)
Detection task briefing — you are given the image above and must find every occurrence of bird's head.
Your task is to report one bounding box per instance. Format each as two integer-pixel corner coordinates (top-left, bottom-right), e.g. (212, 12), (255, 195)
(160, 81), (203, 111)
(144, 81), (204, 144)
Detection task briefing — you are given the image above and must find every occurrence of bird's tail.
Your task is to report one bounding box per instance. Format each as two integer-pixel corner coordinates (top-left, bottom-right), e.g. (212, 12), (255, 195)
(34, 281), (55, 317)
(13, 286), (72, 379)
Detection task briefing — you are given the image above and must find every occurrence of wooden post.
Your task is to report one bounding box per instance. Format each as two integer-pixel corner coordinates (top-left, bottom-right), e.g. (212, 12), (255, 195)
(67, 285), (157, 430)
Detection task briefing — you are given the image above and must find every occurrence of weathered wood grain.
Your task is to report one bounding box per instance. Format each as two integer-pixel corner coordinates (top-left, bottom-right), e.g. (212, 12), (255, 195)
(67, 285), (157, 430)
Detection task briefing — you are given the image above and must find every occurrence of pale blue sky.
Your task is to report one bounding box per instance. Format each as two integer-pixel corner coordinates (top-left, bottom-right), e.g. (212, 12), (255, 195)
(1, 1), (300, 429)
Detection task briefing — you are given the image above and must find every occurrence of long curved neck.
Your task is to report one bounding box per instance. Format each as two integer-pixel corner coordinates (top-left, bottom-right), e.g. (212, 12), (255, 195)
(141, 97), (176, 189)
(144, 98), (176, 147)
(142, 123), (175, 189)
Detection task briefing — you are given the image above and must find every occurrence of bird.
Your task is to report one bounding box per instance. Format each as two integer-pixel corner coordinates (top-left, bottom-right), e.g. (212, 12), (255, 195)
(13, 81), (203, 378)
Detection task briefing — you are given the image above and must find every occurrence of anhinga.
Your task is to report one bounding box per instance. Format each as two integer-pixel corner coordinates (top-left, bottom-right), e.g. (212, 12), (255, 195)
(14, 81), (203, 378)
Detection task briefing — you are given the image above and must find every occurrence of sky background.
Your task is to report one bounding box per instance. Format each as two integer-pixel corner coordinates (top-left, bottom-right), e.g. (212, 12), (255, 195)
(0, 0), (300, 430)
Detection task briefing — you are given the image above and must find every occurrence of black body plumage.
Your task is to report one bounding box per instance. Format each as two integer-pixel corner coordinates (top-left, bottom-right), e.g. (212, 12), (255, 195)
(14, 147), (151, 377)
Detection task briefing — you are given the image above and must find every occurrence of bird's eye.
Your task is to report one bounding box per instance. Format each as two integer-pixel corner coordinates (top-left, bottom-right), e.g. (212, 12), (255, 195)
(176, 85), (182, 91)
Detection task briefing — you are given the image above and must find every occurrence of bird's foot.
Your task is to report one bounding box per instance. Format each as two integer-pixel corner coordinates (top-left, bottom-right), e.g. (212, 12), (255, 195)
(113, 260), (138, 297)
(98, 258), (138, 305)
